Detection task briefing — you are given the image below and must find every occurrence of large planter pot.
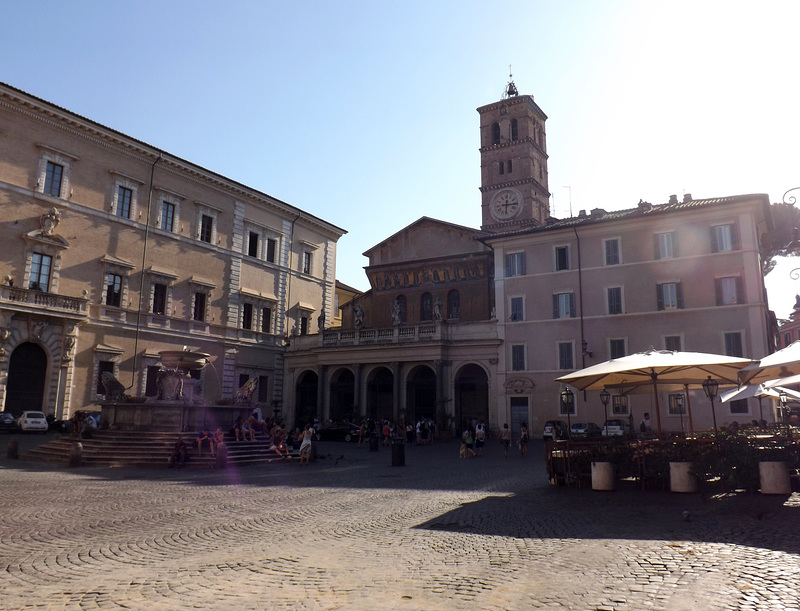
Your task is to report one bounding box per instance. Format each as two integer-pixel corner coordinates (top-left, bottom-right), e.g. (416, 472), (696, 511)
(591, 461), (614, 491)
(759, 461), (791, 495)
(669, 462), (698, 493)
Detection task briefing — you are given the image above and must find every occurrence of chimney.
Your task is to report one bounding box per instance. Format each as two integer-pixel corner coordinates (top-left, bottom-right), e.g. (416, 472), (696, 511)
(669, 194), (678, 205)
(591, 208), (607, 218)
(578, 209), (587, 218)
(637, 199), (652, 212)
(683, 193), (692, 203)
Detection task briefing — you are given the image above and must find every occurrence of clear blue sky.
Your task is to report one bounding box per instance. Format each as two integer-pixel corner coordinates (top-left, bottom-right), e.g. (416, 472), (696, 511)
(3, 1), (799, 315)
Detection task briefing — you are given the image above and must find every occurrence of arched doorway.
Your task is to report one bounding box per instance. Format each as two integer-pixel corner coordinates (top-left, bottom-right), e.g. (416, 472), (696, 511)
(454, 364), (489, 429)
(294, 370), (318, 428)
(6, 342), (48, 416)
(406, 365), (436, 423)
(329, 368), (355, 422)
(366, 367), (393, 421)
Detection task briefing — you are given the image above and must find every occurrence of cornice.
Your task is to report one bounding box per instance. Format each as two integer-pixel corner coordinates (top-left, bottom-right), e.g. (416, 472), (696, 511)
(480, 177), (549, 195)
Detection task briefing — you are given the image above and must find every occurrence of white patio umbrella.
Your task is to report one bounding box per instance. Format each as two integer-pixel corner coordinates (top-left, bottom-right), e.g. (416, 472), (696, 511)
(555, 348), (754, 437)
(720, 384), (800, 423)
(738, 340), (800, 386)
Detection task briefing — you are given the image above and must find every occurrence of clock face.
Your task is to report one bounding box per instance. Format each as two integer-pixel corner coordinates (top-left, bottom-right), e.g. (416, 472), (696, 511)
(492, 190), (521, 220)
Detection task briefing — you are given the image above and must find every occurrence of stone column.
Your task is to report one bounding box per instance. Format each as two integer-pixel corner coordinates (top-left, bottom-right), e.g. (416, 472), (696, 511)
(392, 361), (401, 422)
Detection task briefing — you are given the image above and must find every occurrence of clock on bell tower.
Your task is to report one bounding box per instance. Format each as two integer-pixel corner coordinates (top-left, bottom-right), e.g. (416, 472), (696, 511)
(477, 76), (550, 232)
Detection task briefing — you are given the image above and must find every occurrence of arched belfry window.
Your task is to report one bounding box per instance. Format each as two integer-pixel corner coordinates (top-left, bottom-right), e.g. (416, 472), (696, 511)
(511, 118), (518, 141)
(507, 160), (512, 173)
(447, 290), (460, 320)
(491, 122), (501, 145)
(498, 161), (504, 176)
(420, 292), (433, 322)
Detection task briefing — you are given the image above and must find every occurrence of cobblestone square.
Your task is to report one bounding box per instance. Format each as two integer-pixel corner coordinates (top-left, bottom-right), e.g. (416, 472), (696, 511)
(1, 436), (799, 610)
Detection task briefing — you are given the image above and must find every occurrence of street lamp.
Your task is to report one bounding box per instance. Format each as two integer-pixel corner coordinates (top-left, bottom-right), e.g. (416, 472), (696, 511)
(560, 387), (574, 439)
(675, 393), (685, 435)
(779, 389), (789, 435)
(702, 376), (719, 433)
(599, 388), (610, 435)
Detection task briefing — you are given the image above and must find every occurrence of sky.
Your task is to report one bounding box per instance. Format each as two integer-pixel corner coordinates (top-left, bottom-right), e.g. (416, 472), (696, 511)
(3, 0), (799, 316)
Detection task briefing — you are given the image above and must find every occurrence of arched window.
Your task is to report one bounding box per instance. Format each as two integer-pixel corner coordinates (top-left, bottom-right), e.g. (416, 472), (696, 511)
(447, 289), (460, 320)
(507, 159), (512, 173)
(395, 295), (407, 323)
(491, 122), (501, 145)
(498, 161), (504, 175)
(420, 292), (433, 322)
(510, 118), (518, 141)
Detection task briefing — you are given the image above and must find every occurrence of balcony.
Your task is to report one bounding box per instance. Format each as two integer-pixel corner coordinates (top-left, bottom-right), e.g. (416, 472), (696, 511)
(0, 285), (88, 319)
(311, 320), (498, 348)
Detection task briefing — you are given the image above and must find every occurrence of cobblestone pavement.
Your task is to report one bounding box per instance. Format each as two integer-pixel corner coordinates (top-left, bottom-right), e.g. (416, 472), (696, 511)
(1, 435), (799, 610)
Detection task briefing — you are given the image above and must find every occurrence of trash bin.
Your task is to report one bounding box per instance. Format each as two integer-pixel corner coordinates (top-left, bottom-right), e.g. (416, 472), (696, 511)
(391, 437), (405, 466)
(369, 435), (379, 452)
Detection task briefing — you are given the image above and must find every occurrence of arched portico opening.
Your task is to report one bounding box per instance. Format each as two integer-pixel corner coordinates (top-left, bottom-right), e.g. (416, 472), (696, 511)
(329, 368), (355, 423)
(454, 364), (489, 429)
(406, 365), (436, 423)
(366, 367), (393, 421)
(6, 342), (48, 416)
(294, 370), (318, 428)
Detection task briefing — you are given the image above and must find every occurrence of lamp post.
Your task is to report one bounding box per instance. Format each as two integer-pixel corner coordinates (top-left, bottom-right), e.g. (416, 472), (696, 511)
(599, 388), (610, 435)
(675, 393), (685, 435)
(702, 376), (719, 433)
(560, 387), (574, 440)
(779, 389), (789, 436)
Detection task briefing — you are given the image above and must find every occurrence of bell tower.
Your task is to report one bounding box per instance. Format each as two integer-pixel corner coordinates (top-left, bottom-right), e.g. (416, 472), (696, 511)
(477, 74), (550, 232)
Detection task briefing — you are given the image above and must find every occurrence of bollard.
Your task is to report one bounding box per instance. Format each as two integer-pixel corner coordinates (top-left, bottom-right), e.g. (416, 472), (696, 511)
(309, 443), (317, 462)
(6, 438), (19, 459)
(215, 443), (228, 469)
(391, 437), (405, 467)
(68, 442), (83, 468)
(369, 435), (379, 452)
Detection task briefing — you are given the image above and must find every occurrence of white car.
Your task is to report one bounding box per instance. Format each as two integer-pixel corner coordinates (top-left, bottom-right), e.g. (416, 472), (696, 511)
(602, 419), (631, 436)
(16, 411), (48, 433)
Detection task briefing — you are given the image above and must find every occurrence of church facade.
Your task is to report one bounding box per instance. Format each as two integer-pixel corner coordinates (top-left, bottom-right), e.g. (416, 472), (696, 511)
(285, 80), (775, 434)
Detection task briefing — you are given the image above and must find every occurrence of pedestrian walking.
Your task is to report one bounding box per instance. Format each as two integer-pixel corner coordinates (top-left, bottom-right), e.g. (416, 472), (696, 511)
(499, 423), (512, 457)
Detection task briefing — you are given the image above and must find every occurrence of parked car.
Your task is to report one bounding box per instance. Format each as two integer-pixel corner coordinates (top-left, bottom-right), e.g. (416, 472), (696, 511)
(316, 422), (360, 442)
(542, 420), (568, 441)
(602, 419), (632, 436)
(570, 422), (602, 438)
(16, 411), (48, 433)
(0, 412), (17, 433)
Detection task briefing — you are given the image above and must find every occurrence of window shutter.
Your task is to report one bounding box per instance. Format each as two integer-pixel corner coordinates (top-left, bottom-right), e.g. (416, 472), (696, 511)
(671, 232), (678, 257)
(676, 282), (684, 309)
(520, 253), (526, 275)
(505, 254), (511, 277)
(714, 278), (722, 306)
(731, 224), (740, 250)
(552, 294), (559, 319)
(569, 294), (576, 318)
(736, 276), (744, 304)
(654, 235), (661, 260)
(710, 227), (719, 253)
(656, 284), (664, 311)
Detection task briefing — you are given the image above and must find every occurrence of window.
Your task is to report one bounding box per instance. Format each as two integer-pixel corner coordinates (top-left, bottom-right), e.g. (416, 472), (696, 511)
(605, 238), (620, 265)
(395, 295), (407, 323)
(160, 202), (175, 231)
(199, 214), (213, 243)
(29, 253), (52, 291)
(510, 297), (524, 321)
(607, 287), (622, 315)
(668, 394), (686, 415)
(261, 307), (272, 333)
(499, 161), (504, 176)
(716, 276), (743, 306)
(612, 395), (629, 415)
(510, 118), (518, 141)
(609, 338), (626, 359)
(106, 273), (122, 307)
(505, 252), (526, 277)
(248, 231), (259, 257)
(655, 232), (676, 259)
(491, 122), (500, 145)
(266, 238), (277, 263)
(44, 161), (64, 197)
(152, 283), (167, 315)
(242, 303), (253, 330)
(657, 282), (683, 310)
(785, 332), (793, 348)
(558, 342), (574, 370)
(555, 246), (569, 271)
(730, 399), (749, 415)
(711, 224), (738, 252)
(447, 290), (460, 319)
(258, 376), (270, 403)
(552, 293), (575, 319)
(506, 159), (512, 173)
(724, 331), (743, 357)
(664, 335), (682, 351)
(302, 252), (312, 275)
(299, 315), (309, 335)
(511, 345), (526, 371)
(96, 361), (116, 395)
(193, 292), (207, 322)
(116, 186), (132, 218)
(420, 292), (433, 321)
(145, 365), (160, 397)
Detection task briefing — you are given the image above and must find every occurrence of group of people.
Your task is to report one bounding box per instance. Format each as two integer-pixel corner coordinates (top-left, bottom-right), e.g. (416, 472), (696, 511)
(354, 418), (437, 447)
(461, 421), (529, 459)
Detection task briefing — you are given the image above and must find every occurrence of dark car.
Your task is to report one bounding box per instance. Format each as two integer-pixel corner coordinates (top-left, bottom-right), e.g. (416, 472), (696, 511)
(0, 412), (16, 433)
(570, 422), (602, 438)
(316, 422), (360, 442)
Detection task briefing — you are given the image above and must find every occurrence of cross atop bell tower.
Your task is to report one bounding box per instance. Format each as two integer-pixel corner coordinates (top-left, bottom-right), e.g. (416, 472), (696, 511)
(477, 75), (550, 232)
